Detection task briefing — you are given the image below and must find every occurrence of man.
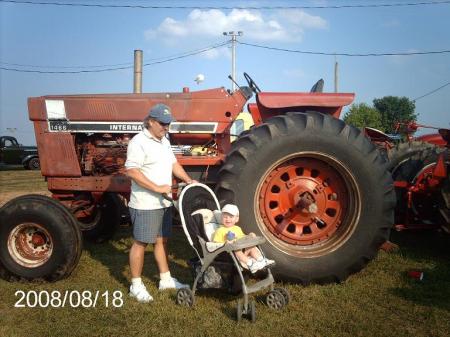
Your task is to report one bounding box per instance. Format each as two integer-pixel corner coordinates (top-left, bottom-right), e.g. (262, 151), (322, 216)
(125, 103), (196, 303)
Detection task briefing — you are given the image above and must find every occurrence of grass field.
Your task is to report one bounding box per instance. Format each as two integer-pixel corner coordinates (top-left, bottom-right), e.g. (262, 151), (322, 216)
(0, 169), (449, 337)
(0, 167), (49, 206)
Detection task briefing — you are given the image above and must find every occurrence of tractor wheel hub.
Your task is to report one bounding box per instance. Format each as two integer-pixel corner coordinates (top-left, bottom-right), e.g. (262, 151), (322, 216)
(296, 191), (318, 214)
(258, 156), (349, 246)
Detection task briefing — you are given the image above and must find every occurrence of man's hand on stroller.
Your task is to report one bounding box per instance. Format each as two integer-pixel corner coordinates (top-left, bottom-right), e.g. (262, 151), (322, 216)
(161, 181), (198, 202)
(156, 184), (172, 194)
(185, 179), (198, 184)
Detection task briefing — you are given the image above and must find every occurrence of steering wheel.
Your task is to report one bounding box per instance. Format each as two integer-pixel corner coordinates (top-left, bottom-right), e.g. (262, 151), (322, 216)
(243, 72), (262, 94)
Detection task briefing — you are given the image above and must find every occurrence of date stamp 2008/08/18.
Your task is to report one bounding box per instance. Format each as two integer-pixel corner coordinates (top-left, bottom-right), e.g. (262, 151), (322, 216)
(14, 290), (124, 308)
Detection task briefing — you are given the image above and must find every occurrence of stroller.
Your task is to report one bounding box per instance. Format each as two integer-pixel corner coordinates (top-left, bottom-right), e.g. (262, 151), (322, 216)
(173, 183), (289, 322)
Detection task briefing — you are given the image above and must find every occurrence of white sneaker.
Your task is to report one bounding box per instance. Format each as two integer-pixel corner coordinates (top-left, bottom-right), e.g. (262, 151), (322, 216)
(159, 277), (189, 290)
(249, 259), (266, 273)
(129, 283), (153, 303)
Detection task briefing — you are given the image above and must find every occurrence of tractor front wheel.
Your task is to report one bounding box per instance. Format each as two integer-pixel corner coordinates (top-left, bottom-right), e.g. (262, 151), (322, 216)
(216, 112), (395, 284)
(0, 195), (82, 281)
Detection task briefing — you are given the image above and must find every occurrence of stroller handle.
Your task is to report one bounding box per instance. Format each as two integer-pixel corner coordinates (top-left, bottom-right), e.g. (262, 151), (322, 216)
(162, 182), (187, 202)
(162, 193), (173, 202)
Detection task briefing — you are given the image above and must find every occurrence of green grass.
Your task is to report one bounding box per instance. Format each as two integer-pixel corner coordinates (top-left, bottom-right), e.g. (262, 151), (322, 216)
(0, 170), (449, 337)
(0, 167), (47, 193)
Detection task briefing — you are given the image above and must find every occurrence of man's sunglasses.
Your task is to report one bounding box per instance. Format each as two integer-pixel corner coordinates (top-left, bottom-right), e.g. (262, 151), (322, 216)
(156, 120), (170, 127)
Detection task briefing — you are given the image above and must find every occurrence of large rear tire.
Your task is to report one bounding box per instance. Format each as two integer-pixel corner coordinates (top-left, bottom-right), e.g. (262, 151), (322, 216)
(386, 141), (436, 176)
(216, 112), (395, 284)
(70, 192), (122, 242)
(0, 195), (82, 281)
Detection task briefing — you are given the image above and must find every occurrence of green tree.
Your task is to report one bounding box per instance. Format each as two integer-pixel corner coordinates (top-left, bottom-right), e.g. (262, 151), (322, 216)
(343, 103), (383, 130)
(373, 96), (417, 133)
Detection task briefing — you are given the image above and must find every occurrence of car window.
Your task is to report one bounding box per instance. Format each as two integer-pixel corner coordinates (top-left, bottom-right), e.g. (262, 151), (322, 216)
(5, 140), (14, 147)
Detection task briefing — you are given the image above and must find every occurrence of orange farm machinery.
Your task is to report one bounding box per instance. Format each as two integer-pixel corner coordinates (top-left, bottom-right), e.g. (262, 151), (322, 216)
(366, 122), (449, 233)
(0, 74), (395, 284)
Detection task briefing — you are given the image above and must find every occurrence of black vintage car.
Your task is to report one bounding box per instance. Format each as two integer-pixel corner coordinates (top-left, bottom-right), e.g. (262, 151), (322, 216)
(0, 136), (40, 170)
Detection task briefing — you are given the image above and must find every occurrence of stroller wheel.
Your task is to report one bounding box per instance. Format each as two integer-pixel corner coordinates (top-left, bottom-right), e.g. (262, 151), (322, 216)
(176, 288), (194, 307)
(249, 300), (256, 323)
(236, 299), (243, 322)
(266, 290), (286, 310)
(274, 287), (290, 306)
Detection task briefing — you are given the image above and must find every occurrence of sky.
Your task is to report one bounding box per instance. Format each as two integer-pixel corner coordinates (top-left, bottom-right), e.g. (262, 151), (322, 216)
(1, 0), (449, 145)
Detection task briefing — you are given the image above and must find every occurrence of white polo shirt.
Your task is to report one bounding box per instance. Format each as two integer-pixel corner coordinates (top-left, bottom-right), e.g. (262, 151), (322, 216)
(125, 128), (176, 210)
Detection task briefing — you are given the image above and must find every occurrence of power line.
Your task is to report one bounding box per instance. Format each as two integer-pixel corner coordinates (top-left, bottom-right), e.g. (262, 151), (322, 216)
(0, 60), (133, 69)
(0, 61), (133, 70)
(239, 41), (450, 57)
(2, 38), (449, 74)
(413, 81), (450, 101)
(0, 64), (130, 74)
(142, 41), (228, 65)
(0, 41), (229, 70)
(2, 40), (449, 74)
(0, 42), (229, 73)
(1, 0), (450, 10)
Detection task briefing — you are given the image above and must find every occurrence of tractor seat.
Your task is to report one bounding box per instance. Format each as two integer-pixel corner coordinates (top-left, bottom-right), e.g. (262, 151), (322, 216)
(310, 79), (324, 93)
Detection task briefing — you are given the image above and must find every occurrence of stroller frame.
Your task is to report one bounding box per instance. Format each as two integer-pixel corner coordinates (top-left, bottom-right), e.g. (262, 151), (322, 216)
(175, 183), (288, 321)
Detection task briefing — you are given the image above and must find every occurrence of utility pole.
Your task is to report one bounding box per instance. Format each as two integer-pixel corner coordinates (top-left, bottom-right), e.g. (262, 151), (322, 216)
(223, 31), (243, 91)
(134, 50), (143, 93)
(334, 56), (339, 93)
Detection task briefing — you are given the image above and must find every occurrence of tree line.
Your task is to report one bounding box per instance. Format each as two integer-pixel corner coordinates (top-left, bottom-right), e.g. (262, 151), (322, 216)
(343, 96), (417, 134)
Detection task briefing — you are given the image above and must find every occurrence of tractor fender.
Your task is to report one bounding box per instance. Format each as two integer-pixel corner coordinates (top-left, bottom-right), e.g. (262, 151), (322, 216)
(364, 127), (400, 143)
(254, 93), (355, 120)
(256, 92), (355, 110)
(415, 133), (446, 147)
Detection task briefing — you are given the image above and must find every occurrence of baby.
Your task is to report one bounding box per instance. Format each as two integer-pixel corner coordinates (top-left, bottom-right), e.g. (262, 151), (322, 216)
(212, 204), (274, 273)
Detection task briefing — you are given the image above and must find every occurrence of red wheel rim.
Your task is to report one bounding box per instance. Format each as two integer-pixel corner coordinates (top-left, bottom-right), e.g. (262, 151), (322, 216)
(7, 223), (53, 268)
(256, 152), (360, 257)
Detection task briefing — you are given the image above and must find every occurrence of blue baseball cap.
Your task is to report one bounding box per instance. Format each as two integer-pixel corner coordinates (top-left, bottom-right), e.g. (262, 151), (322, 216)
(148, 103), (174, 124)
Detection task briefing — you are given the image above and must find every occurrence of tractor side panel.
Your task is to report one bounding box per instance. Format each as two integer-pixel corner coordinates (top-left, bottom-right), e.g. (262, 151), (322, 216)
(33, 121), (81, 177)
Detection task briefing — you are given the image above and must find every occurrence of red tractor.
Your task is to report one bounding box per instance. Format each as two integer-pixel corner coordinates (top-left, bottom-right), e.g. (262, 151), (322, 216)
(365, 121), (449, 233)
(385, 123), (448, 232)
(0, 74), (395, 284)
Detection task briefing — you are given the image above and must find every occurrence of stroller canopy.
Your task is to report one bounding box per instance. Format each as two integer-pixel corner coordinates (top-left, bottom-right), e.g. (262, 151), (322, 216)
(178, 183), (221, 257)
